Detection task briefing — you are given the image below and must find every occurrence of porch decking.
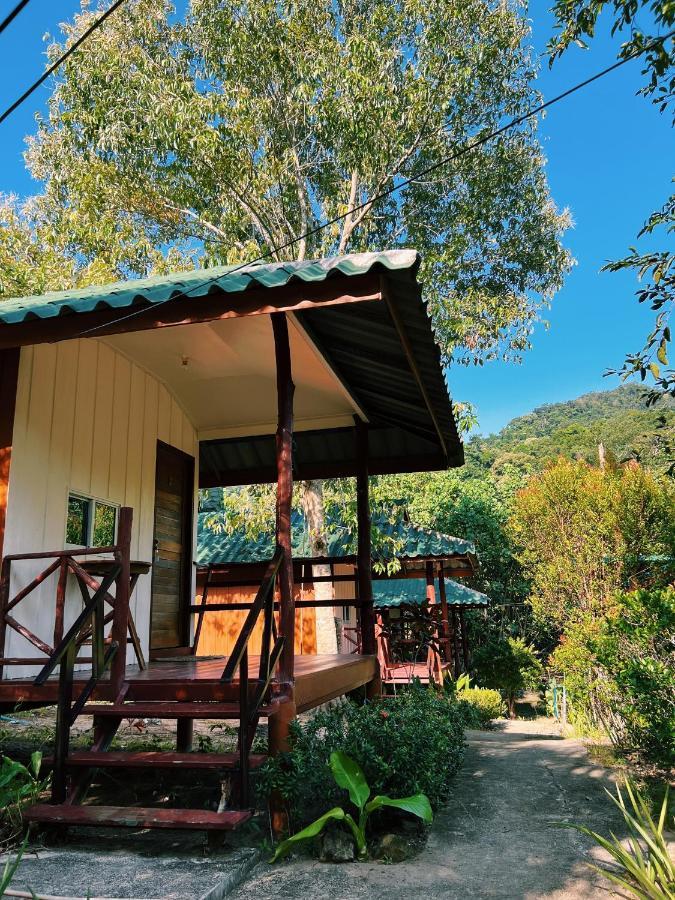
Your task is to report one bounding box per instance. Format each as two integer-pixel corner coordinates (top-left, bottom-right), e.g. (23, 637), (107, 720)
(0, 652), (378, 713)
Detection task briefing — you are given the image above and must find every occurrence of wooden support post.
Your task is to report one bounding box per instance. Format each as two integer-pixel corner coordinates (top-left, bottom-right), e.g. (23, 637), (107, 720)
(356, 420), (375, 656)
(459, 608), (470, 673)
(176, 718), (194, 753)
(451, 607), (462, 674)
(111, 507), (133, 694)
(271, 314), (295, 687)
(425, 561), (442, 684)
(437, 564), (451, 668)
(355, 419), (380, 699)
(268, 696), (297, 835)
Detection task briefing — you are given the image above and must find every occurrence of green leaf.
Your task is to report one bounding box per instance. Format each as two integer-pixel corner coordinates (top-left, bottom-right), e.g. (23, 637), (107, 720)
(330, 751), (370, 812)
(30, 751), (42, 779)
(269, 807), (346, 863)
(365, 793), (433, 824)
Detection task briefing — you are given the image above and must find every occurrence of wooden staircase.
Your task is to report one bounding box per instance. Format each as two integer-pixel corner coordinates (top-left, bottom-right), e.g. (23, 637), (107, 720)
(24, 546), (287, 833)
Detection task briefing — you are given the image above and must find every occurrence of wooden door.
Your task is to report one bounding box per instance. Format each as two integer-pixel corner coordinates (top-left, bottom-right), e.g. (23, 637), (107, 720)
(150, 442), (194, 651)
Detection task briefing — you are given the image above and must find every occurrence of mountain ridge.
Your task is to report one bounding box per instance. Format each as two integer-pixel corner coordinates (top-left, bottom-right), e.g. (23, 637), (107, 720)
(466, 384), (674, 476)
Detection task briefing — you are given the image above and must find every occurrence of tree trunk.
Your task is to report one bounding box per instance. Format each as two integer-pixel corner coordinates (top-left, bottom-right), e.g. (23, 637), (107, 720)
(300, 480), (338, 654)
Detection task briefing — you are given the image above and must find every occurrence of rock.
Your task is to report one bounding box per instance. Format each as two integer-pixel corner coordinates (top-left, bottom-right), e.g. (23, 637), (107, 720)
(372, 833), (412, 863)
(319, 826), (355, 863)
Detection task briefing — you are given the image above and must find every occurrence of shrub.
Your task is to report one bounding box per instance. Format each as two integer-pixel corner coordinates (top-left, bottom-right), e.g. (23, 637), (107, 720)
(472, 636), (543, 717)
(458, 688), (504, 726)
(258, 687), (465, 828)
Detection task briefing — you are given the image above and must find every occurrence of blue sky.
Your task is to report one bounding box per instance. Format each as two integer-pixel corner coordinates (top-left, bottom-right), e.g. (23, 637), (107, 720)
(0, 2), (673, 435)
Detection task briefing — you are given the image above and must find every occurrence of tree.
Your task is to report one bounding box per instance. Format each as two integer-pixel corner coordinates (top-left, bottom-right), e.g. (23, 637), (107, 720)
(549, 1), (674, 400)
(13, 0), (571, 366)
(508, 457), (675, 629)
(472, 636), (542, 718)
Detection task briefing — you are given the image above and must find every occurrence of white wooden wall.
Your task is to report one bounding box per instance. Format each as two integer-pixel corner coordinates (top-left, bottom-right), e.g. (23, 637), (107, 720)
(3, 339), (198, 677)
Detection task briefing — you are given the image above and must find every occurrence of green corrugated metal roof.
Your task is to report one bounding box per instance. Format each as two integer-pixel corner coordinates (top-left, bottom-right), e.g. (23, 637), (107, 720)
(0, 250), (418, 324)
(197, 499), (475, 567)
(373, 578), (488, 608)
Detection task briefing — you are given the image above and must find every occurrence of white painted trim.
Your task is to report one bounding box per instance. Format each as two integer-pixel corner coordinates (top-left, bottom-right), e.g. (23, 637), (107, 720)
(287, 313), (368, 422)
(198, 414), (358, 442)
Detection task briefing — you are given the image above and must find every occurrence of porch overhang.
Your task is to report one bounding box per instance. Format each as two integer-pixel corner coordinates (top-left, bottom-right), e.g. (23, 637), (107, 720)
(0, 249), (463, 478)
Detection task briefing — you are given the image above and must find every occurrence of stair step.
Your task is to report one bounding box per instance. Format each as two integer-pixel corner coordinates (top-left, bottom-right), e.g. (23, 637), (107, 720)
(81, 701), (279, 719)
(45, 751), (268, 770)
(25, 804), (252, 831)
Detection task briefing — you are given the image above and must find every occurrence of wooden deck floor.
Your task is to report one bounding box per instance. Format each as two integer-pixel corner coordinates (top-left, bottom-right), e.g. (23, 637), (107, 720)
(0, 653), (378, 713)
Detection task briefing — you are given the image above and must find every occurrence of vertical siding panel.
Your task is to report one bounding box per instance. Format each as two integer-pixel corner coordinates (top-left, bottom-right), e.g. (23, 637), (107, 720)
(3, 347), (33, 551)
(108, 352), (131, 505)
(43, 342), (79, 549)
(125, 365), (145, 560)
(71, 341), (98, 494)
(170, 398), (183, 450)
(133, 374), (159, 658)
(24, 345), (57, 546)
(157, 385), (171, 445)
(90, 342), (115, 499)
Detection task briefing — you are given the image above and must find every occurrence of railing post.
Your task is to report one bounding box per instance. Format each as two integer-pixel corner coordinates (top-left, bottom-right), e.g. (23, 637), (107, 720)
(53, 558), (68, 648)
(111, 507), (132, 695)
(0, 557), (10, 680)
(238, 647), (250, 808)
(53, 642), (76, 804)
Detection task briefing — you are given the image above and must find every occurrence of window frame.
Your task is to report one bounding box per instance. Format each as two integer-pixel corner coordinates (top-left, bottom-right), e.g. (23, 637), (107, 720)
(65, 491), (119, 550)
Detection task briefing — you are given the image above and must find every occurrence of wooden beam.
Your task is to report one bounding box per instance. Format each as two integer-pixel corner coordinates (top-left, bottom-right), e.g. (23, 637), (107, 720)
(0, 348), (19, 562)
(380, 277), (447, 460)
(271, 313), (295, 685)
(0, 274), (382, 350)
(356, 419), (376, 658)
(437, 563), (452, 670)
(198, 448), (450, 488)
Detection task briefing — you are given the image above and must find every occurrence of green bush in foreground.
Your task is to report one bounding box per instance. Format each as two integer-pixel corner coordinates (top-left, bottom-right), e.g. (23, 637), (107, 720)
(270, 751), (432, 862)
(458, 688), (504, 726)
(259, 688), (465, 829)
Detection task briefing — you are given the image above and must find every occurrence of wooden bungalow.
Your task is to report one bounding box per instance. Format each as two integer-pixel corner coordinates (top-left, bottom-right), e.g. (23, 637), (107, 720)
(0, 249), (463, 832)
(372, 577), (489, 687)
(193, 497), (477, 661)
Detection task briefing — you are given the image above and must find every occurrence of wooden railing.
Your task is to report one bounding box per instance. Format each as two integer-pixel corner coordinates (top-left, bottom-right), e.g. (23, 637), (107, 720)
(34, 564), (121, 803)
(0, 509), (133, 682)
(220, 549), (286, 807)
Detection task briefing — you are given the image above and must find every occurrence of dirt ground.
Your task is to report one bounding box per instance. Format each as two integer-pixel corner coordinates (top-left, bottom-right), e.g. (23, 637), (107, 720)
(230, 718), (627, 900)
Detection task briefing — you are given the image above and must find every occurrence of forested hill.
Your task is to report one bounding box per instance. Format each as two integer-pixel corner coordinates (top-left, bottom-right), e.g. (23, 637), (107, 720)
(466, 384), (674, 476)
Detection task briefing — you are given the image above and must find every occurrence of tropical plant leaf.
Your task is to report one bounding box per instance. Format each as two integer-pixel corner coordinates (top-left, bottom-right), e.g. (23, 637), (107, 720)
(330, 752), (370, 812)
(365, 793), (433, 824)
(269, 807), (346, 863)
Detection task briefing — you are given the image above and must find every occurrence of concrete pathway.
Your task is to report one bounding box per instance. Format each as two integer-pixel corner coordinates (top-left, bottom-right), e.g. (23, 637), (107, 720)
(232, 720), (624, 900)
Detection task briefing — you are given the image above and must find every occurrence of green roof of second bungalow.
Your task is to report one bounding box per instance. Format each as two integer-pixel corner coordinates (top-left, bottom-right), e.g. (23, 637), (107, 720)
(373, 577), (488, 608)
(197, 493), (475, 568)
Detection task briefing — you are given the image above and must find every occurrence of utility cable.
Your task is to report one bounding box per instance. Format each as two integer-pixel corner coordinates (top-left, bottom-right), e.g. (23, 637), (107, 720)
(0, 0), (31, 35)
(0, 0), (128, 126)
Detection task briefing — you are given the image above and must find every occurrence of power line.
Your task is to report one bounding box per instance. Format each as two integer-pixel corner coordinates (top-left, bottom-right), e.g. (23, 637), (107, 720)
(0, 0), (31, 35)
(64, 28), (674, 340)
(0, 0), (128, 127)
